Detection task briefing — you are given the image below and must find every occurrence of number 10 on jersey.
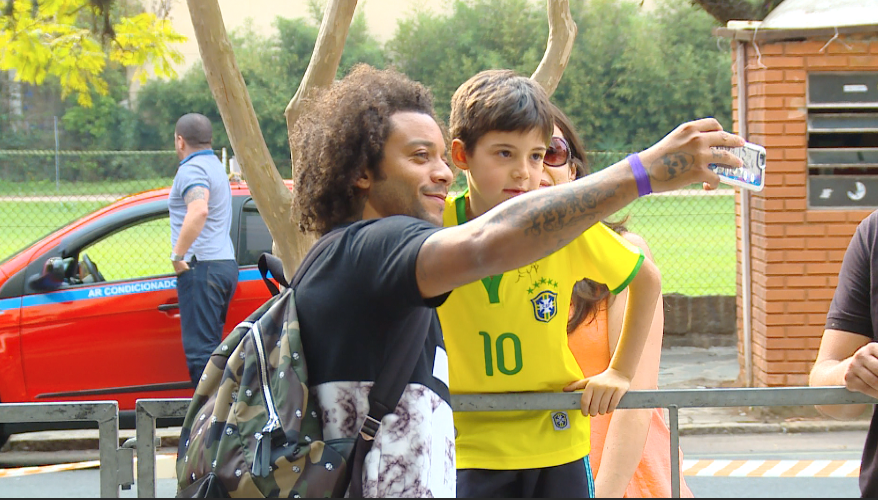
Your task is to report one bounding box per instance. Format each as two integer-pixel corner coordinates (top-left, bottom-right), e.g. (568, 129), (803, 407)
(479, 331), (523, 376)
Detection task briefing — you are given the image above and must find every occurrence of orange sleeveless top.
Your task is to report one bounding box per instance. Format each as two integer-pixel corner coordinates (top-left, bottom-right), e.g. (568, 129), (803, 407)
(568, 305), (694, 498)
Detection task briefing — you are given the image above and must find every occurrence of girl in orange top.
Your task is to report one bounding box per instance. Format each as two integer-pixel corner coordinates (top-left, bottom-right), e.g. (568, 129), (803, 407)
(543, 102), (694, 498)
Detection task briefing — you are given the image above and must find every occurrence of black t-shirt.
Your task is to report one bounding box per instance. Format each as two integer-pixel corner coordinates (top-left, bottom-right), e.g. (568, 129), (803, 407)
(295, 216), (456, 497)
(825, 209), (878, 497)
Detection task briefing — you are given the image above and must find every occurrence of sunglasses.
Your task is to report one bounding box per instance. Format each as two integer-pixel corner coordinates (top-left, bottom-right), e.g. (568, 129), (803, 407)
(543, 136), (570, 167)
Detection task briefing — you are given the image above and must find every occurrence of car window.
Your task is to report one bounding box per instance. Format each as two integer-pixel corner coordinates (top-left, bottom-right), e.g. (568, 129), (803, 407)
(237, 202), (273, 267)
(81, 216), (171, 282)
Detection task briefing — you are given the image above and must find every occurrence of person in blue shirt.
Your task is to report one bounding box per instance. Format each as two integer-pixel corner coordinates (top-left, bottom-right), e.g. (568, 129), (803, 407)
(169, 113), (238, 387)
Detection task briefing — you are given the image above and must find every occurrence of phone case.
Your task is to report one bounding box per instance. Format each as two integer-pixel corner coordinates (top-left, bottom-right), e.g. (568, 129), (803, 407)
(709, 142), (766, 192)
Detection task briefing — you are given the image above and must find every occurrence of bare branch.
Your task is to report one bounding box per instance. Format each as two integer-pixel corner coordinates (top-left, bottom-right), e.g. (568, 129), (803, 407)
(531, 0), (577, 97)
(186, 0), (304, 278)
(285, 0), (358, 173)
(278, 0), (358, 274)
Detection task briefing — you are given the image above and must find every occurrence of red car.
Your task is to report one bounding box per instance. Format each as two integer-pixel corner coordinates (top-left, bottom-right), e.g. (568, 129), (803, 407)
(0, 181), (287, 446)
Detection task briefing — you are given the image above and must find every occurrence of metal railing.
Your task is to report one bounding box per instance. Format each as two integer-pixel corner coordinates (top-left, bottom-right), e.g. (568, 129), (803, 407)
(0, 401), (132, 497)
(1, 388), (874, 497)
(131, 387), (878, 498)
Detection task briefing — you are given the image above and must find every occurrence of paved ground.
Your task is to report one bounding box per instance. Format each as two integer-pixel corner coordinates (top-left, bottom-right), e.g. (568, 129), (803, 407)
(658, 346), (871, 434)
(0, 345), (870, 458)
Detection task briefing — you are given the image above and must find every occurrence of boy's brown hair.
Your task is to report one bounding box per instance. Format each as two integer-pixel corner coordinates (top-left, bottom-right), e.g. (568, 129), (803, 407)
(449, 69), (554, 153)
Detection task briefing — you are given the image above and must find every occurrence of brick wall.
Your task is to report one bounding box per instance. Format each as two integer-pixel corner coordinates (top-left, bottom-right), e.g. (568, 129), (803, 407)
(731, 35), (878, 387)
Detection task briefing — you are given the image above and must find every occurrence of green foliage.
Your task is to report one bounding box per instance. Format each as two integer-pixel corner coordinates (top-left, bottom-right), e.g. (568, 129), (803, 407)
(388, 0), (731, 161)
(61, 67), (140, 150)
(551, 0), (731, 158)
(134, 65), (224, 149)
(340, 10), (385, 74)
(0, 0), (186, 107)
(387, 0), (545, 123)
(134, 8), (385, 173)
(3, 0), (732, 183)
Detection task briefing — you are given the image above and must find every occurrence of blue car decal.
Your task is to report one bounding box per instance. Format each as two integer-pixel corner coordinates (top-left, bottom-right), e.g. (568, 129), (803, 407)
(1, 268), (263, 313)
(0, 297), (22, 313)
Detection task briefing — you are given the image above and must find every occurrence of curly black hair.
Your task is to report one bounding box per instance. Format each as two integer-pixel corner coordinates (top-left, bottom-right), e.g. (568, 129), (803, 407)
(292, 64), (439, 235)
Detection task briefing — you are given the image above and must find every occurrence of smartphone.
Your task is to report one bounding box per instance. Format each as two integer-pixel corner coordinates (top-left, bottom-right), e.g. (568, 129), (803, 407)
(709, 142), (766, 192)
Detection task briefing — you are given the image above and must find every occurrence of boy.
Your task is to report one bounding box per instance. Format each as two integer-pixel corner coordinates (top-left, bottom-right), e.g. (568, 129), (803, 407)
(438, 69), (662, 497)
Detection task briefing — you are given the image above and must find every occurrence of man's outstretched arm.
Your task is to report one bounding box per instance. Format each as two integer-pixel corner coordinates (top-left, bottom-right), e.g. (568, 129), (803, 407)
(417, 117), (743, 298)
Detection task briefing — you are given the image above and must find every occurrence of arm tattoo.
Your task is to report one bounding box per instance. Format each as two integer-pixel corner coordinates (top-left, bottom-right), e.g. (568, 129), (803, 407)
(482, 179), (622, 258)
(647, 153), (694, 182)
(184, 186), (207, 204)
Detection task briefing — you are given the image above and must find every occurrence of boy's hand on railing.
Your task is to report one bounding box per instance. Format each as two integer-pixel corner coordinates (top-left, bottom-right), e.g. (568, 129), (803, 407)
(564, 368), (632, 417)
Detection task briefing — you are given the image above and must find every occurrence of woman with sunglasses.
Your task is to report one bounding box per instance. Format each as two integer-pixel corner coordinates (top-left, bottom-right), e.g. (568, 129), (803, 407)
(543, 102), (694, 498)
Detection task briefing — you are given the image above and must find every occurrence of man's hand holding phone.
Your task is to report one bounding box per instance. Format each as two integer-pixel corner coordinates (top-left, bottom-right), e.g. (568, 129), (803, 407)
(636, 118), (745, 193)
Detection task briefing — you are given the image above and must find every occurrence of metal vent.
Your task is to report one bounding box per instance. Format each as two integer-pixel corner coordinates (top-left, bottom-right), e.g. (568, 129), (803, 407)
(807, 72), (878, 209)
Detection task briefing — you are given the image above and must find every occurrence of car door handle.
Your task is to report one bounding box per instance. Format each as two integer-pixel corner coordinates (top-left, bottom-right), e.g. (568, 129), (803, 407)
(158, 303), (179, 311)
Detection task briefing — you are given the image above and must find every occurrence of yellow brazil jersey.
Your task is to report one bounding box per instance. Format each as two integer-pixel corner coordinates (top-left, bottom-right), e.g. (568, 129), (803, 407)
(439, 192), (645, 470)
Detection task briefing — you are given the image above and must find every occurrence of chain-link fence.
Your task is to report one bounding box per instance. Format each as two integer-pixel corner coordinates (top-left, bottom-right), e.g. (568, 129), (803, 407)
(0, 150), (736, 296)
(587, 151), (737, 297)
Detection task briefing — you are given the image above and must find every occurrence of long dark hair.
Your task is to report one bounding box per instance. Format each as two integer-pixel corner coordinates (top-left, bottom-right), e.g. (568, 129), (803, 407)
(550, 102), (629, 333)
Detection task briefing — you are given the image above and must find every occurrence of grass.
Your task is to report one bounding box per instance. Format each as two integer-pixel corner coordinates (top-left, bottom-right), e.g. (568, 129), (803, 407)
(1, 200), (109, 260)
(0, 178), (175, 197)
(0, 188), (737, 296)
(618, 193), (737, 296)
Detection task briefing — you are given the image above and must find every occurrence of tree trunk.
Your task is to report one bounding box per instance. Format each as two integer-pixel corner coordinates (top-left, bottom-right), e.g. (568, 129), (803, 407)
(186, 0), (356, 280)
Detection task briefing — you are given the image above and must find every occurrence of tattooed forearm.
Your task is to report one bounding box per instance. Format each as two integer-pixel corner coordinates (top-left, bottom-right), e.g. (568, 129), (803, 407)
(418, 161), (638, 297)
(184, 186), (207, 204)
(478, 173), (625, 263)
(648, 153), (694, 182)
(523, 180), (620, 236)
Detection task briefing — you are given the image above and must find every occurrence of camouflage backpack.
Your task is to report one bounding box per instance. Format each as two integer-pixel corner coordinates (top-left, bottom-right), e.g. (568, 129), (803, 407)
(175, 231), (353, 498)
(175, 229), (431, 498)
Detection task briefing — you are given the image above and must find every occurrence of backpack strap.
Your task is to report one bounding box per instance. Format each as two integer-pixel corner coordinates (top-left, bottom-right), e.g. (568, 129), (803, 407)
(360, 309), (431, 440)
(257, 253), (287, 296)
(348, 308), (433, 498)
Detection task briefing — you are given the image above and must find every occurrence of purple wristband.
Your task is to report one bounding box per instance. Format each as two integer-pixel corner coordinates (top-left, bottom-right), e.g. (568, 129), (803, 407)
(627, 153), (652, 197)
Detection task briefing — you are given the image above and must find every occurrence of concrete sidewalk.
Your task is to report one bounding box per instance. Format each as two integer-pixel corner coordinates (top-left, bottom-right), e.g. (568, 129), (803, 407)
(0, 345), (870, 456)
(657, 345), (871, 435)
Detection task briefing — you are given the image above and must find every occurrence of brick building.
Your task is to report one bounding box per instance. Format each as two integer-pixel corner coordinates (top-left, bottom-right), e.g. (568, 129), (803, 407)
(716, 0), (878, 387)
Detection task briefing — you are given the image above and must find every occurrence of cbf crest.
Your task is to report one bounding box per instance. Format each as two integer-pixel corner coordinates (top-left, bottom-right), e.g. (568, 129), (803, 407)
(530, 289), (558, 323)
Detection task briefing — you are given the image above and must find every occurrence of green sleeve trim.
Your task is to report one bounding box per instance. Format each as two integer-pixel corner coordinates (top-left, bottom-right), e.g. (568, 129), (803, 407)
(610, 251), (645, 295)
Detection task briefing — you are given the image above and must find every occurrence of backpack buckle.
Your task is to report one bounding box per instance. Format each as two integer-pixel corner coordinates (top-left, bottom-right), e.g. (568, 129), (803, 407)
(359, 415), (381, 441)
